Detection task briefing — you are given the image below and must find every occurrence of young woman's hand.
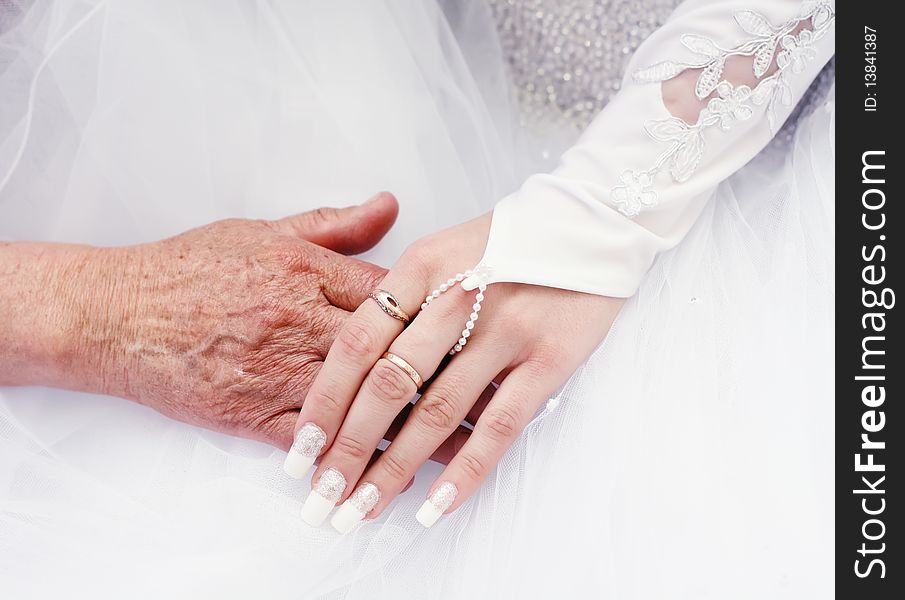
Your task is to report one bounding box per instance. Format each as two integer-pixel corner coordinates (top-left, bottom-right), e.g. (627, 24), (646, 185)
(288, 212), (623, 530)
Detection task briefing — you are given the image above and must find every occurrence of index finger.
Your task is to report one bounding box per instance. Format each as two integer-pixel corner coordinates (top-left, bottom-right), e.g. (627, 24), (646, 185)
(283, 268), (424, 479)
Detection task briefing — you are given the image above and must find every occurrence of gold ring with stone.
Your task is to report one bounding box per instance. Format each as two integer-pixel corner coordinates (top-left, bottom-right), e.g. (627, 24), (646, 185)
(368, 289), (411, 325)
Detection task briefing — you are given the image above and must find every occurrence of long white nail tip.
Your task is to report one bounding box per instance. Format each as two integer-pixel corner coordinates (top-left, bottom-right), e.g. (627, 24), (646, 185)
(330, 483), (380, 534)
(284, 423), (326, 478)
(301, 467), (346, 526)
(415, 482), (458, 528)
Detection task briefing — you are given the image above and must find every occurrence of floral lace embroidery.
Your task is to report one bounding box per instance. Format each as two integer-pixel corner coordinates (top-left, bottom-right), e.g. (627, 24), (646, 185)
(609, 1), (834, 218)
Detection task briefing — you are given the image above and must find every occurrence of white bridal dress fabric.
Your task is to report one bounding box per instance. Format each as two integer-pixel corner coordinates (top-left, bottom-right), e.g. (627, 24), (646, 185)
(0, 1), (833, 599)
(465, 0), (835, 297)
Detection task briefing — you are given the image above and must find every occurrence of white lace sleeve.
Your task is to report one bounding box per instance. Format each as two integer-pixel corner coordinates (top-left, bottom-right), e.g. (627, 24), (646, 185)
(462, 0), (835, 297)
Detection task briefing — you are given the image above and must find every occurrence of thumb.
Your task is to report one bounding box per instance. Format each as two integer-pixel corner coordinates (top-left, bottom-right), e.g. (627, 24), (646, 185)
(269, 192), (399, 255)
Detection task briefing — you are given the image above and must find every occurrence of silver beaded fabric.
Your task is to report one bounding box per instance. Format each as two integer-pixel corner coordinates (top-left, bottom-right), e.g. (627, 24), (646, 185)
(488, 0), (682, 129)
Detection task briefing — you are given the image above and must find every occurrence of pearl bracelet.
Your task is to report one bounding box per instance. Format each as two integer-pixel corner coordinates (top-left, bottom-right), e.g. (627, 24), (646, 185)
(420, 269), (488, 355)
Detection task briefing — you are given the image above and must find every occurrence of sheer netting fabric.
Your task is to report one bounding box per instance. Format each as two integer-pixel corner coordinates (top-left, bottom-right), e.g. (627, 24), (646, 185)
(1, 1), (832, 598)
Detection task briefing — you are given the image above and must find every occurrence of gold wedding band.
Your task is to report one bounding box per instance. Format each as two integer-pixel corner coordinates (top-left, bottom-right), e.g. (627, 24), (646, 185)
(368, 289), (411, 325)
(381, 351), (423, 389)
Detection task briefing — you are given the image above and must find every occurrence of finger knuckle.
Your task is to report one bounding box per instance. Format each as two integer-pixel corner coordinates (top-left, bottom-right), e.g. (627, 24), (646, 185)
(356, 263), (388, 294)
(530, 341), (562, 366)
(308, 206), (338, 228)
(307, 387), (344, 414)
(256, 217), (277, 230)
(481, 406), (521, 441)
(219, 389), (270, 431)
(216, 217), (250, 230)
(416, 390), (459, 432)
(422, 288), (469, 322)
(379, 451), (411, 482)
(400, 237), (431, 262)
(331, 434), (370, 461)
(397, 240), (435, 280)
(367, 361), (415, 404)
(270, 242), (308, 271)
(522, 357), (551, 382)
(336, 320), (377, 359)
(458, 452), (488, 481)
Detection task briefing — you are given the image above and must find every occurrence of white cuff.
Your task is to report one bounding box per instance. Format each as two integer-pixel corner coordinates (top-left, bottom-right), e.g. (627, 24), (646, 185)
(465, 0), (835, 298)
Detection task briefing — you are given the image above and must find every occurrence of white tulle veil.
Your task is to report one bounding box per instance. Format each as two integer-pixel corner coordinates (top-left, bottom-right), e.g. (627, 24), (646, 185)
(1, 1), (833, 598)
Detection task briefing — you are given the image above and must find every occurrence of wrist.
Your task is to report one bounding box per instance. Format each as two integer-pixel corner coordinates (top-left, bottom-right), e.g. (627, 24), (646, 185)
(0, 241), (132, 394)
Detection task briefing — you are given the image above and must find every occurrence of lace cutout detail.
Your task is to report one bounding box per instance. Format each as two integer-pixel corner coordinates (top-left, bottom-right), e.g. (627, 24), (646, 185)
(609, 0), (834, 218)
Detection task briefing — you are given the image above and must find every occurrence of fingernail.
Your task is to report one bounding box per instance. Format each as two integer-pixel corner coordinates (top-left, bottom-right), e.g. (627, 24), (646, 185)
(415, 482), (457, 528)
(330, 482), (380, 534)
(301, 467), (347, 526)
(283, 423), (325, 479)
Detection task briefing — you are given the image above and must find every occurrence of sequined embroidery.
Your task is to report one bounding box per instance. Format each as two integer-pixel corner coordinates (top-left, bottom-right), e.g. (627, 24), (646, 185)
(611, 1), (835, 217)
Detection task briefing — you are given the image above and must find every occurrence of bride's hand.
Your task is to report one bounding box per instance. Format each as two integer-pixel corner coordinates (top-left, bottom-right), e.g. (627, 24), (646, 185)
(291, 212), (623, 529)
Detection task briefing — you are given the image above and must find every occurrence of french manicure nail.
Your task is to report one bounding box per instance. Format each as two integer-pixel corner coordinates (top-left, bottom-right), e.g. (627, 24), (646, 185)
(415, 482), (457, 528)
(330, 482), (380, 534)
(283, 423), (325, 479)
(301, 467), (347, 526)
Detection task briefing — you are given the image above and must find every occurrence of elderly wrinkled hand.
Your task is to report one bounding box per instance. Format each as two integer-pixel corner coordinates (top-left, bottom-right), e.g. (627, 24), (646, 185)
(1, 194), (437, 451)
